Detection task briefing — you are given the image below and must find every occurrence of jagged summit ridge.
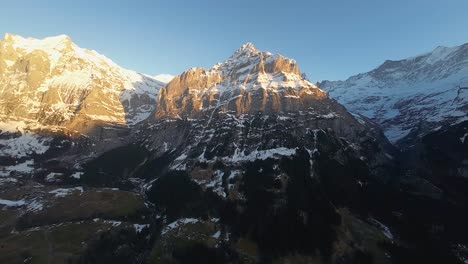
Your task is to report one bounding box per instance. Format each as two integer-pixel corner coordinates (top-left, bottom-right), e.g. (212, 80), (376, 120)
(222, 42), (259, 66)
(4, 33), (72, 50)
(156, 43), (323, 118)
(212, 42), (301, 81)
(238, 42), (256, 50)
(164, 42), (312, 96)
(232, 42), (258, 55)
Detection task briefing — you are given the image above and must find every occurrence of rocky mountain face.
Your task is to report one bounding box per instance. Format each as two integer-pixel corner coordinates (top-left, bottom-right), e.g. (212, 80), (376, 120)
(0, 34), (164, 134)
(320, 43), (468, 144)
(121, 43), (403, 263)
(0, 37), (466, 264)
(144, 42), (394, 182)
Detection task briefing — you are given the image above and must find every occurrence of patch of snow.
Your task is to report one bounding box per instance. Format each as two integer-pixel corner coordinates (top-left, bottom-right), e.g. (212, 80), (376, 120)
(26, 199), (44, 212)
(460, 133), (468, 144)
(351, 113), (366, 125)
(452, 244), (468, 264)
(0, 198), (26, 207)
(384, 127), (412, 143)
(320, 113), (336, 119)
(171, 153), (189, 170)
(277, 116), (291, 121)
(45, 172), (64, 182)
(0, 128), (50, 158)
(0, 177), (18, 185)
(162, 218), (199, 235)
(4, 59), (15, 67)
(368, 217), (394, 240)
(174, 153), (187, 161)
(133, 224), (149, 233)
(206, 170), (225, 198)
(93, 218), (122, 227)
(229, 147), (297, 163)
(0, 160), (34, 177)
(49, 187), (84, 197)
(71, 172), (83, 179)
(212, 230), (221, 239)
(228, 170), (241, 180)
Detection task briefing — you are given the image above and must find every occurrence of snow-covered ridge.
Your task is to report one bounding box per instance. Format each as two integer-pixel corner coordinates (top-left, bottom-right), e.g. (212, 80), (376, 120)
(0, 33), (164, 129)
(320, 42), (468, 143)
(4, 33), (119, 70)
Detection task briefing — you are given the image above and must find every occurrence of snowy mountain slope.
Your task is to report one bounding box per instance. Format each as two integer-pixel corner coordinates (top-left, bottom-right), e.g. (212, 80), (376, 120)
(320, 43), (468, 143)
(0, 33), (164, 133)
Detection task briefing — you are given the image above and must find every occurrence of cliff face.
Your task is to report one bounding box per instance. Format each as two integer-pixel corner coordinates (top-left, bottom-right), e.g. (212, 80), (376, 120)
(155, 43), (322, 117)
(0, 34), (163, 134)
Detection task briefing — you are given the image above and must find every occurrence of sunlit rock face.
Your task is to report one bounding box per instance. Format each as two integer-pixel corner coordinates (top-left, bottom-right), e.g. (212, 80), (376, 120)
(141, 43), (395, 187)
(0, 33), (164, 135)
(156, 43), (327, 118)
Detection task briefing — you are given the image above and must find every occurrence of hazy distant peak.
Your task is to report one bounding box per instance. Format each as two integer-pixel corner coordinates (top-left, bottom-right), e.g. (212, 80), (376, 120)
(153, 74), (175, 84)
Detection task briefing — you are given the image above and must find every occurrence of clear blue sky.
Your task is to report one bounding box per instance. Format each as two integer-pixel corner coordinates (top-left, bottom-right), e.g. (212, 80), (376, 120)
(2, 0), (468, 81)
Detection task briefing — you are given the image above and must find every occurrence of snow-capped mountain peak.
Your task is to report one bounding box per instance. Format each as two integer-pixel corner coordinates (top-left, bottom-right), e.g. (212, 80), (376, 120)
(210, 42), (304, 87)
(320, 42), (468, 144)
(2, 33), (122, 72)
(0, 34), (163, 133)
(238, 42), (256, 51)
(408, 44), (462, 66)
(231, 42), (259, 57)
